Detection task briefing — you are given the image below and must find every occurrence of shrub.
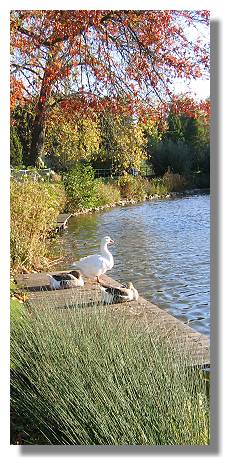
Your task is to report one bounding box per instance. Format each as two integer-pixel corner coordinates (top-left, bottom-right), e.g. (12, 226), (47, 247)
(11, 302), (210, 445)
(10, 181), (66, 271)
(162, 171), (188, 192)
(117, 174), (146, 200)
(152, 178), (170, 197)
(96, 180), (121, 206)
(63, 162), (98, 211)
(117, 174), (160, 200)
(139, 178), (159, 197)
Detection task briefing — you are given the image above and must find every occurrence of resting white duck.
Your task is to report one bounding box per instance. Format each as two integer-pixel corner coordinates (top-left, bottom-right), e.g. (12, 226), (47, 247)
(48, 270), (84, 290)
(72, 236), (114, 282)
(100, 281), (139, 304)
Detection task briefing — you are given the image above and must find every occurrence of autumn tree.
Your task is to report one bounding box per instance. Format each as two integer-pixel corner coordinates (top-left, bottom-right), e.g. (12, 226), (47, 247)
(10, 10), (209, 166)
(45, 110), (101, 170)
(95, 113), (147, 172)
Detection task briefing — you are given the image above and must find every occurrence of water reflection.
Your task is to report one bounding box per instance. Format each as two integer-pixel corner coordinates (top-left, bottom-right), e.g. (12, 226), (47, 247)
(55, 194), (210, 336)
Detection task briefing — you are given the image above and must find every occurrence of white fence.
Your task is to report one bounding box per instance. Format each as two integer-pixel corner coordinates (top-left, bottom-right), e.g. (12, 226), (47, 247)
(11, 167), (155, 181)
(10, 168), (53, 181)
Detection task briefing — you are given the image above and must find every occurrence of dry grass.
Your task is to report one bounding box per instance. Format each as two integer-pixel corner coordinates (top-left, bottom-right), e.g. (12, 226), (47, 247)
(10, 181), (66, 271)
(162, 171), (188, 192)
(96, 180), (121, 206)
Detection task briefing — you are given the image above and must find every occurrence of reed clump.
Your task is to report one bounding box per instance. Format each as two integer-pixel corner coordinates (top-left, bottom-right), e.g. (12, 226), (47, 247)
(11, 299), (210, 445)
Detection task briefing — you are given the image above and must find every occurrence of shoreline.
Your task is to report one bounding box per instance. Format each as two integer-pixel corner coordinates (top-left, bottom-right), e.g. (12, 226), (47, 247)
(14, 270), (210, 367)
(12, 188), (210, 274)
(71, 187), (210, 216)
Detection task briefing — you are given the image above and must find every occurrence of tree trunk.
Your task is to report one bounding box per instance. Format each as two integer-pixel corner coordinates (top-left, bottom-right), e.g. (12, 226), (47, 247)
(29, 57), (54, 167)
(30, 114), (46, 167)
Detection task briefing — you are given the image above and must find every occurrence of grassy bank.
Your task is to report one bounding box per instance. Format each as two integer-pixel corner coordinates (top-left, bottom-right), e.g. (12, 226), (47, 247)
(10, 180), (66, 272)
(11, 299), (210, 445)
(10, 169), (207, 272)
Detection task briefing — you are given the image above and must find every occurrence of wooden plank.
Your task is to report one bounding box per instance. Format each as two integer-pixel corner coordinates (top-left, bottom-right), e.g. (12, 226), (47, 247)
(14, 271), (210, 367)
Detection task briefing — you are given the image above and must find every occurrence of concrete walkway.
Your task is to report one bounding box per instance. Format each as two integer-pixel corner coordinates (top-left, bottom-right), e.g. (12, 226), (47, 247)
(15, 271), (210, 368)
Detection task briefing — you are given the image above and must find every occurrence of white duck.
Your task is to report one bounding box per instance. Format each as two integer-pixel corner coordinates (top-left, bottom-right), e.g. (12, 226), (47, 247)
(100, 281), (139, 304)
(72, 236), (114, 282)
(47, 270), (84, 290)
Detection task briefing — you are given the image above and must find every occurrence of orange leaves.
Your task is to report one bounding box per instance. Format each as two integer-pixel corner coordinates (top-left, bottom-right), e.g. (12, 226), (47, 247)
(193, 66), (202, 79)
(50, 91), (210, 144)
(171, 95), (210, 122)
(10, 77), (24, 110)
(10, 9), (209, 121)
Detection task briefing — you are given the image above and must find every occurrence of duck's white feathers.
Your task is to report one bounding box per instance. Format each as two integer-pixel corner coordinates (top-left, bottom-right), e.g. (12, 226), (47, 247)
(47, 271), (84, 289)
(75, 253), (113, 278)
(120, 282), (139, 301)
(47, 275), (61, 290)
(72, 236), (114, 279)
(100, 282), (139, 304)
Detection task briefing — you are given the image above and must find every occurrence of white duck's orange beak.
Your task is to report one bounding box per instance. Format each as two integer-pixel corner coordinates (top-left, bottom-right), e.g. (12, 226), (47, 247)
(109, 239), (114, 244)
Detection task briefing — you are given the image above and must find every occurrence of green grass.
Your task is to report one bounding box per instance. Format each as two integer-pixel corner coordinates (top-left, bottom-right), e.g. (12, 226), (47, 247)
(11, 299), (210, 445)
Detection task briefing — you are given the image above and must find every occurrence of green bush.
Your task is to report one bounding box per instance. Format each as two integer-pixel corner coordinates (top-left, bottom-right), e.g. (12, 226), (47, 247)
(63, 163), (98, 211)
(96, 180), (121, 206)
(11, 302), (210, 445)
(152, 178), (170, 197)
(10, 181), (66, 271)
(139, 178), (159, 197)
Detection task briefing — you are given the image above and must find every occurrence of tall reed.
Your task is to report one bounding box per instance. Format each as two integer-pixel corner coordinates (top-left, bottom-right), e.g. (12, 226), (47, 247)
(11, 299), (209, 445)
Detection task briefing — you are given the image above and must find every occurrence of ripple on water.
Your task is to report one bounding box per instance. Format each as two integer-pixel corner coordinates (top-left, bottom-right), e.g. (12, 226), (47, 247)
(55, 194), (210, 336)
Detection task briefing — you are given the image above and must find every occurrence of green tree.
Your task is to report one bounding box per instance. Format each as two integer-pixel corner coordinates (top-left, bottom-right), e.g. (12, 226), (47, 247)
(94, 113), (147, 173)
(11, 104), (35, 166)
(63, 162), (98, 211)
(148, 106), (210, 178)
(150, 140), (193, 176)
(45, 111), (101, 171)
(10, 127), (23, 167)
(163, 112), (186, 142)
(186, 115), (210, 173)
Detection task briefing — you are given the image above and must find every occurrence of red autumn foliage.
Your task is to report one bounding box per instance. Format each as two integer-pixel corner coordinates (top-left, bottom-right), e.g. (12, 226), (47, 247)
(10, 10), (210, 163)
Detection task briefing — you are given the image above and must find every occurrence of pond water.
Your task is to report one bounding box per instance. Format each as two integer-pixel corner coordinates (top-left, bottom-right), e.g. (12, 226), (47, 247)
(55, 193), (210, 336)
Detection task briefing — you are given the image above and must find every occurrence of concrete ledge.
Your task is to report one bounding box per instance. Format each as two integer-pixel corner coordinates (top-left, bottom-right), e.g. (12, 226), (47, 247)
(15, 271), (210, 368)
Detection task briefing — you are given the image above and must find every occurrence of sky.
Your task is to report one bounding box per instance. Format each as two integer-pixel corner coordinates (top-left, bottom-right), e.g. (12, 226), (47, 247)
(174, 77), (210, 100)
(173, 20), (210, 101)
